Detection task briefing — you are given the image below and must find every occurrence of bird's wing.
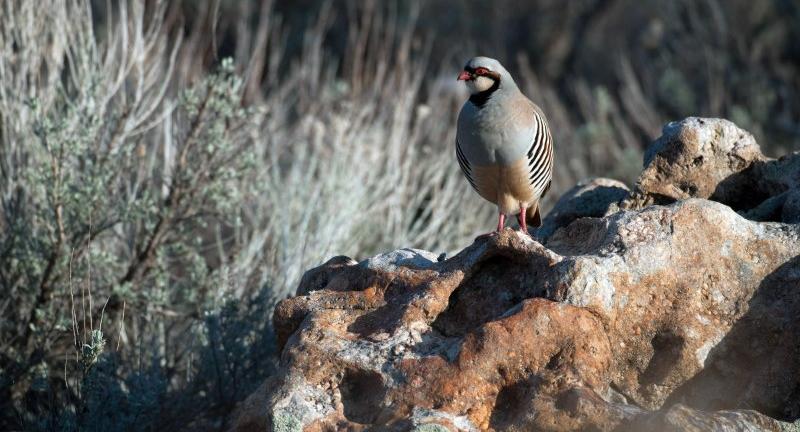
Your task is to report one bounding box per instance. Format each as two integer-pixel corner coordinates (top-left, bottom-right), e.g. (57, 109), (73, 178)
(456, 137), (479, 192)
(525, 108), (554, 198)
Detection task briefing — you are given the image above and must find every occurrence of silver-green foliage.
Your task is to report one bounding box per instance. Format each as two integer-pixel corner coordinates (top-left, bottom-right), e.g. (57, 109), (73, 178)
(0, 1), (266, 429)
(0, 0), (488, 429)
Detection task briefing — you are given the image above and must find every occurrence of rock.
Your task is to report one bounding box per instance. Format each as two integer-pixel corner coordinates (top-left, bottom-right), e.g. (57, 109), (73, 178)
(236, 200), (800, 431)
(753, 152), (800, 197)
(783, 189), (800, 223)
(295, 256), (359, 296)
(739, 191), (790, 222)
(536, 178), (629, 240)
(620, 404), (791, 432)
(234, 118), (800, 431)
(626, 117), (765, 209)
(359, 248), (441, 272)
(559, 390), (798, 432)
(625, 117), (800, 221)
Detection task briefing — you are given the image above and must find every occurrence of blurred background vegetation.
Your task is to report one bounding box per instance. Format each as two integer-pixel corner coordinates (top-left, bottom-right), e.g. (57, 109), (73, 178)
(0, 0), (798, 430)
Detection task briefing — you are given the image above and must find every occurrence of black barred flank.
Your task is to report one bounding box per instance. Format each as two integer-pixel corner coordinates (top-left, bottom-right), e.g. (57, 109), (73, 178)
(456, 138), (478, 191)
(527, 113), (553, 190)
(542, 179), (552, 198)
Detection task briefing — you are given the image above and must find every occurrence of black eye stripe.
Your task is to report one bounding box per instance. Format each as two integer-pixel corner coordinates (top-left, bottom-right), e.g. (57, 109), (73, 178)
(463, 65), (501, 82)
(465, 65), (498, 74)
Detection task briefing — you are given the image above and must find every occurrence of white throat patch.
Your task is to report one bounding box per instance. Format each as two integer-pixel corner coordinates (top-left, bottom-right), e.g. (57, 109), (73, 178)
(465, 76), (496, 95)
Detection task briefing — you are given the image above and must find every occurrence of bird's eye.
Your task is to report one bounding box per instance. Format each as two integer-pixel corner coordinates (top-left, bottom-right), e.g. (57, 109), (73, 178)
(475, 68), (489, 76)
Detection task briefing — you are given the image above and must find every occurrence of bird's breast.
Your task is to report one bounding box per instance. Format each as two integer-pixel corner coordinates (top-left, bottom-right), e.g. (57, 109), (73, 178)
(458, 112), (533, 167)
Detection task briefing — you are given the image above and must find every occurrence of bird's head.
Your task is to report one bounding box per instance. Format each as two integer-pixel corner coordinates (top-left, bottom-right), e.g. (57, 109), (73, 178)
(457, 57), (509, 95)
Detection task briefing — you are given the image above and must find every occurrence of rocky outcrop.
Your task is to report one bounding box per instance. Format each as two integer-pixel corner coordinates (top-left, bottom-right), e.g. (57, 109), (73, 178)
(234, 118), (800, 432)
(622, 117), (800, 224)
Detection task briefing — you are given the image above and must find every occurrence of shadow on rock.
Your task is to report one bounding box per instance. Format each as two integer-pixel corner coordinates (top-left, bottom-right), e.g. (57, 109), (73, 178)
(664, 255), (800, 420)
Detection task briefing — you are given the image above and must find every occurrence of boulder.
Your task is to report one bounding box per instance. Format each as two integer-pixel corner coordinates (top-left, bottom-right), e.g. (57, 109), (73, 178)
(624, 117), (800, 222)
(234, 118), (800, 431)
(536, 178), (629, 241)
(624, 117), (764, 209)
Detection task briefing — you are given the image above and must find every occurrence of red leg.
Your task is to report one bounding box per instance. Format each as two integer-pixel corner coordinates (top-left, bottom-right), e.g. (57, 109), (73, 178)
(496, 213), (506, 232)
(518, 205), (529, 235)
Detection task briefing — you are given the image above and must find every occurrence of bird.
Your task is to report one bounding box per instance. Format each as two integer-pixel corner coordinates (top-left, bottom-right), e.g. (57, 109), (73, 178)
(455, 56), (553, 236)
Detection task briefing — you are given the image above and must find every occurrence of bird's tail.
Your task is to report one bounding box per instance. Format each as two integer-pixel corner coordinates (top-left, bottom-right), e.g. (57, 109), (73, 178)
(527, 181), (551, 229)
(526, 203), (543, 228)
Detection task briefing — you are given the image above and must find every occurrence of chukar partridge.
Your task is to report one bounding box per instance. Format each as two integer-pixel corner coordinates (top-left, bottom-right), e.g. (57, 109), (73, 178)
(455, 56), (553, 235)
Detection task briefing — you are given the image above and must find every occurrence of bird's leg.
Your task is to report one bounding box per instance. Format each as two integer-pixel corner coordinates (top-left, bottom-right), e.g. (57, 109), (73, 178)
(474, 212), (506, 241)
(518, 205), (528, 234)
(496, 213), (506, 232)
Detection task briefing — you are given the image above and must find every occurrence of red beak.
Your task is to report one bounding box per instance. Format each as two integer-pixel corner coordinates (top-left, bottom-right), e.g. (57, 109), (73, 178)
(457, 70), (472, 81)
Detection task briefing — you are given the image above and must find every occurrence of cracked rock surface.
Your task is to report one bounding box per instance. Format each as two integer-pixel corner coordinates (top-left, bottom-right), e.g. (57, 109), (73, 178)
(233, 118), (800, 432)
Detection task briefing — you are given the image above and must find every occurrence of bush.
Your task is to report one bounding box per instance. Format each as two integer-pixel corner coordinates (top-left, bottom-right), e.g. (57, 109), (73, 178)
(0, 1), (273, 429)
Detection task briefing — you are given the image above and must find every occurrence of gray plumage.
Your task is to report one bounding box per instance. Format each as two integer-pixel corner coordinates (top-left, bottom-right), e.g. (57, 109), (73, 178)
(455, 56), (553, 231)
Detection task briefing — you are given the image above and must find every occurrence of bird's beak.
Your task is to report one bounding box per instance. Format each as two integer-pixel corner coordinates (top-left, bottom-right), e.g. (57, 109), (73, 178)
(457, 70), (472, 81)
